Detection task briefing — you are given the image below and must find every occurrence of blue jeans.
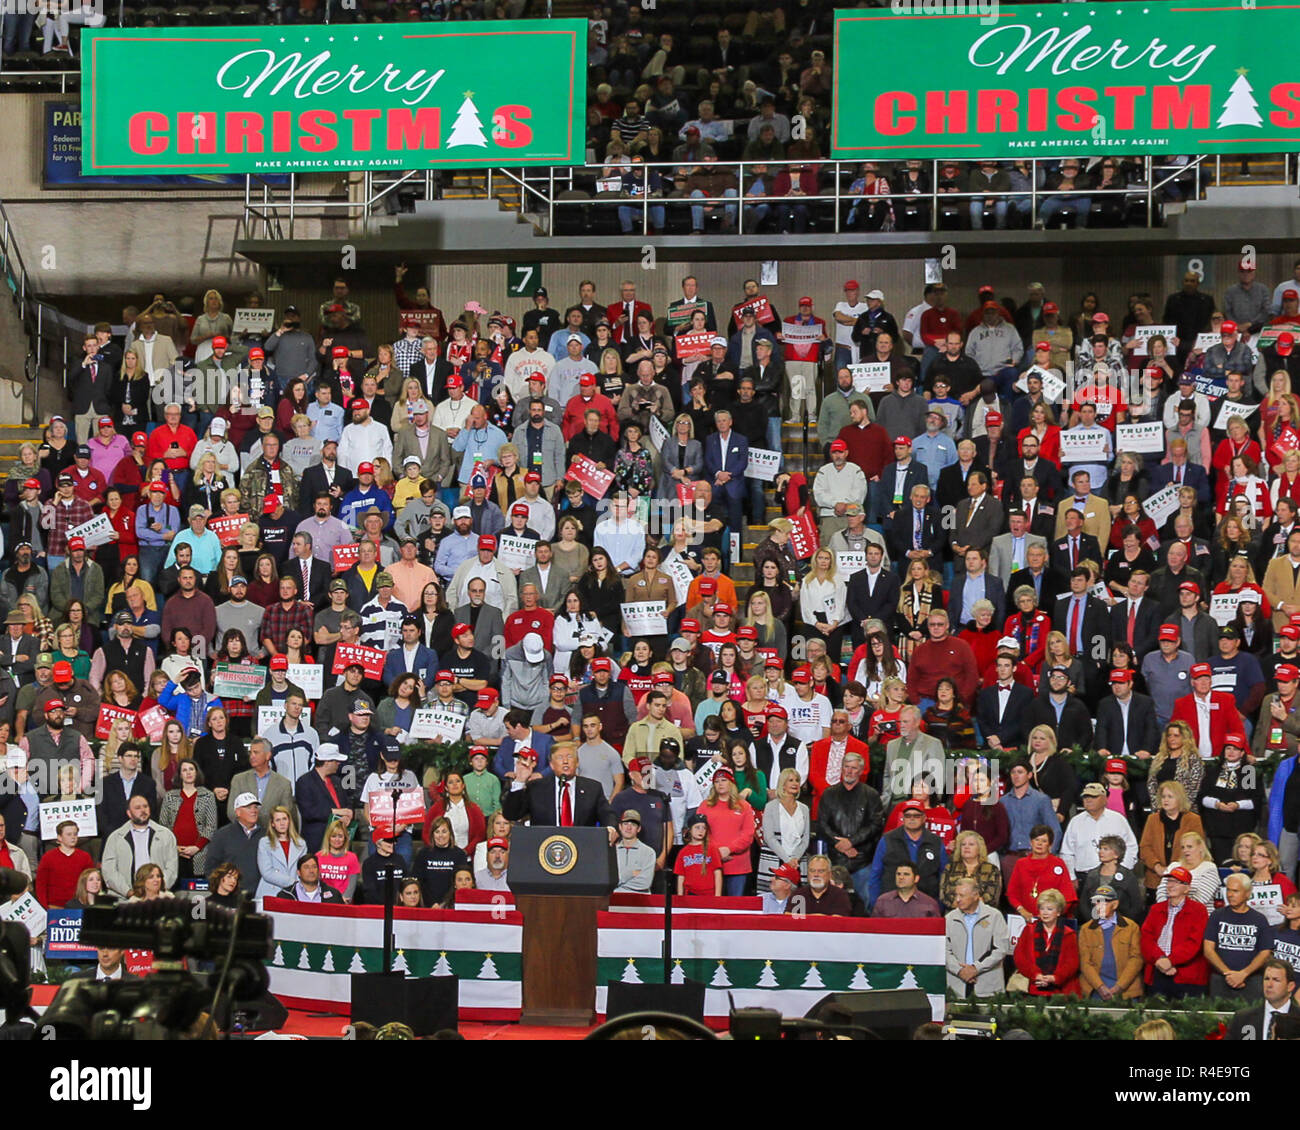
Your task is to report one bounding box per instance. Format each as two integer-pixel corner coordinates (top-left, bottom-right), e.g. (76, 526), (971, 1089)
(920, 344), (940, 382)
(970, 200), (1007, 229)
(618, 204), (665, 233)
(722, 872), (748, 897)
(747, 477), (766, 527)
(849, 866), (871, 906)
(835, 345), (856, 371)
(1040, 196), (1091, 227)
(1, 14), (35, 55)
(743, 201), (771, 231)
(689, 187), (737, 230)
(139, 545), (167, 583)
(765, 414), (783, 454)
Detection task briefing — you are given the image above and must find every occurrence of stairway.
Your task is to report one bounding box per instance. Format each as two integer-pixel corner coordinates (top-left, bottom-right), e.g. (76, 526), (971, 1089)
(0, 425), (44, 477)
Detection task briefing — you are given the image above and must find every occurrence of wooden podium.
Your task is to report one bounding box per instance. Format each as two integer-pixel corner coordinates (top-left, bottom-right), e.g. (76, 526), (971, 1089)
(508, 826), (617, 1026)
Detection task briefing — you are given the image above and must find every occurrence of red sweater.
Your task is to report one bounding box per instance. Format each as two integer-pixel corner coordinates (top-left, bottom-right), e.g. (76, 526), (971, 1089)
(35, 847), (94, 908)
(1013, 922), (1081, 995)
(1007, 854), (1077, 917)
(907, 636), (979, 706)
(699, 799), (755, 875)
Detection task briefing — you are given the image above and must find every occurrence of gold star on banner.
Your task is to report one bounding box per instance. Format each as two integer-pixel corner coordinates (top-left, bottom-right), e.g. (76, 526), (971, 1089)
(464, 90), (475, 99)
(1237, 67), (1249, 77)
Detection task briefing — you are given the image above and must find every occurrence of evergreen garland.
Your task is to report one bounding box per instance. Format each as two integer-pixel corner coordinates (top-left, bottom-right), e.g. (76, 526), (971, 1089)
(948, 992), (1240, 1040)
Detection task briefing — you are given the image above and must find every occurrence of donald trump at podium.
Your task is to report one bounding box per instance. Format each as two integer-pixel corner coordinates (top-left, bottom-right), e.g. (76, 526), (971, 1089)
(503, 743), (619, 842)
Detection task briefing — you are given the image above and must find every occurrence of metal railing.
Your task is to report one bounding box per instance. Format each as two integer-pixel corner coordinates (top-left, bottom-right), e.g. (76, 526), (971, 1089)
(236, 153), (1279, 237)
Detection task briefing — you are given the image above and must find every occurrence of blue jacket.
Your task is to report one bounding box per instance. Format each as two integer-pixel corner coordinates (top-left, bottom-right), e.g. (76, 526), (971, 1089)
(158, 682), (223, 736)
(382, 643), (440, 688)
(1269, 753), (1297, 844)
(341, 485), (394, 530)
(492, 731), (554, 781)
(701, 429), (749, 501)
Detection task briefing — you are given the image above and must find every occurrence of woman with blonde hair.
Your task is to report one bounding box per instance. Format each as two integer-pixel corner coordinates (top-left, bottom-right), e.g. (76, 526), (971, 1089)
(657, 412), (701, 497)
(1148, 720), (1204, 812)
(758, 768), (809, 892)
(371, 457), (396, 499)
(1272, 446), (1300, 511)
(1011, 888), (1079, 995)
(743, 589), (788, 659)
(18, 593), (54, 652)
(389, 376), (426, 433)
(491, 443), (527, 513)
(940, 830), (1002, 908)
(1260, 388), (1300, 470)
(1025, 723), (1079, 823)
(799, 547), (847, 662)
(364, 342), (399, 401)
(1153, 830), (1219, 906)
(100, 712), (139, 776)
(255, 805), (305, 898)
(183, 451), (230, 518)
(1138, 779), (1204, 891)
(867, 677), (909, 743)
(1224, 831), (1264, 873)
(1037, 630), (1085, 697)
(1210, 515), (1262, 590)
(892, 559), (944, 660)
(1133, 1018), (1176, 1040)
(190, 288), (231, 347)
(129, 863), (168, 901)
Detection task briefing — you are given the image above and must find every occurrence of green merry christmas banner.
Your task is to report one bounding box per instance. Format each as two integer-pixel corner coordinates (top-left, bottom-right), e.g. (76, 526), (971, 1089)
(81, 20), (585, 174)
(832, 3), (1300, 158)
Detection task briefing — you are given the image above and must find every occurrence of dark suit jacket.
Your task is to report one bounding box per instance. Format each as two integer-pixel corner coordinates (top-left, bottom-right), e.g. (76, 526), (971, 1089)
(0, 632), (39, 682)
(382, 643), (439, 688)
(97, 772), (159, 840)
(1007, 565), (1067, 610)
(701, 430), (749, 501)
(299, 462), (356, 516)
(935, 460), (991, 516)
(1050, 532), (1103, 575)
(1001, 459), (1065, 508)
(950, 494), (1004, 557)
(1024, 694), (1094, 750)
(1226, 1004), (1285, 1041)
(1017, 499), (1058, 540)
(976, 682), (1036, 748)
(845, 567), (902, 629)
(1255, 521), (1298, 578)
(870, 460), (928, 526)
(1052, 593), (1113, 655)
(948, 572), (1006, 628)
(280, 554), (331, 607)
(67, 356), (117, 417)
(70, 966), (138, 981)
(502, 773), (616, 828)
(343, 563), (381, 612)
(1110, 597), (1161, 658)
(1149, 460), (1211, 506)
(886, 503), (942, 571)
(1094, 691), (1160, 758)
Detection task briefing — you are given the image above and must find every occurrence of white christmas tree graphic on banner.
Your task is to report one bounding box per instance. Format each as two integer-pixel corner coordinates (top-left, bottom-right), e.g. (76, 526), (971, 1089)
(298, 946), (311, 970)
(1217, 69), (1263, 129)
(272, 943), (284, 967)
(432, 951), (453, 977)
(670, 960), (685, 985)
(801, 962), (825, 989)
(479, 954), (500, 979)
(757, 960), (779, 988)
(899, 966), (919, 989)
(447, 92), (489, 148)
(849, 964), (872, 990)
(321, 950), (335, 973)
(393, 950), (409, 976)
(349, 950), (366, 975)
(621, 958), (642, 984)
(710, 960), (731, 988)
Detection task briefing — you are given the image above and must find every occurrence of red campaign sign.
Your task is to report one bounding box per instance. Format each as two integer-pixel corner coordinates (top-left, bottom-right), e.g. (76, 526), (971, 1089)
(95, 703), (138, 741)
(675, 331), (715, 361)
(137, 704), (170, 743)
(207, 514), (246, 546)
(399, 309), (444, 340)
(676, 482), (694, 509)
(332, 543), (360, 573)
(789, 509), (820, 561)
(731, 295), (774, 328)
(124, 949), (154, 976)
(368, 788), (427, 839)
(331, 643), (386, 680)
(1269, 426), (1300, 465)
(566, 454), (615, 500)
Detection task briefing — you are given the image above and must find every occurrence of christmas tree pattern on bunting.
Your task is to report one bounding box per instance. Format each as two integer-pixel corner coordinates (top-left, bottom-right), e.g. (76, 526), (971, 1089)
(621, 958), (642, 984)
(801, 962), (825, 989)
(393, 950), (409, 975)
(1217, 69), (1262, 130)
(321, 950), (335, 973)
(899, 966), (919, 989)
(349, 950), (366, 975)
(670, 959), (685, 985)
(432, 951), (453, 977)
(298, 946), (311, 970)
(479, 953), (500, 979)
(849, 964), (872, 990)
(756, 960), (779, 988)
(272, 943), (284, 967)
(710, 960), (731, 988)
(447, 93), (489, 148)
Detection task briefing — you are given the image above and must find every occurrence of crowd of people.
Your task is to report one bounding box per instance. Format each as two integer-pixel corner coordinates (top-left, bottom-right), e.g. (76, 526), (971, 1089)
(0, 254), (1298, 1033)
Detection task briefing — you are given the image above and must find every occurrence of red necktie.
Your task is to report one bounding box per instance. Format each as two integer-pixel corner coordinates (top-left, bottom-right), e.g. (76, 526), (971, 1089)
(1175, 465), (1183, 484)
(1071, 538), (1078, 568)
(1069, 599), (1082, 653)
(1127, 603), (1136, 647)
(560, 781), (572, 826)
(302, 559), (310, 595)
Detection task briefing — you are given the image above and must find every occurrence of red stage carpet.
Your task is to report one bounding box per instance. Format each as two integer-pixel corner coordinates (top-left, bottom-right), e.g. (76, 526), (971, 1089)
(31, 986), (594, 1039)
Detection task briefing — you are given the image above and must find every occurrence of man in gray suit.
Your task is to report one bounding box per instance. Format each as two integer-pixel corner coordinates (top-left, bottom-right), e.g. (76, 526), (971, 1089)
(948, 470), (1003, 573)
(517, 541), (568, 613)
(988, 509), (1048, 587)
(882, 706), (947, 809)
(454, 576), (506, 660)
(226, 737), (297, 828)
(391, 400), (455, 488)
